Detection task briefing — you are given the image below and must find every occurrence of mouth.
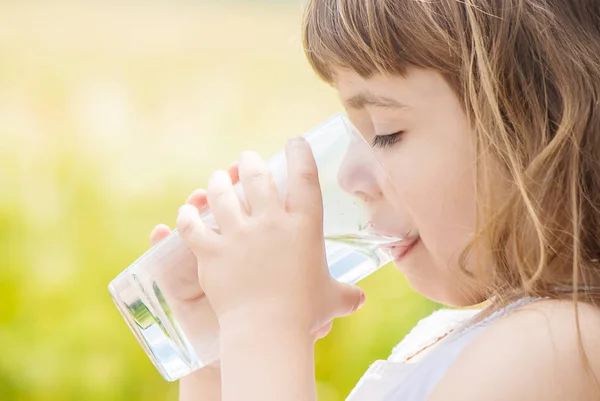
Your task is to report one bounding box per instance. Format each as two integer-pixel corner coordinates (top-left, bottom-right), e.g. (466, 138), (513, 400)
(369, 221), (421, 262)
(366, 221), (419, 260)
(385, 237), (420, 262)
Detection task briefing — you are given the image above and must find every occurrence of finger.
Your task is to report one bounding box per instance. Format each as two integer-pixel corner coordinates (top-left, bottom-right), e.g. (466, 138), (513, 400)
(185, 189), (209, 211)
(330, 282), (365, 318)
(186, 162), (239, 211)
(227, 161), (248, 214)
(285, 137), (323, 219)
(313, 321), (333, 341)
(206, 170), (246, 232)
(177, 204), (219, 255)
(150, 224), (172, 246)
(227, 161), (240, 184)
(238, 151), (278, 215)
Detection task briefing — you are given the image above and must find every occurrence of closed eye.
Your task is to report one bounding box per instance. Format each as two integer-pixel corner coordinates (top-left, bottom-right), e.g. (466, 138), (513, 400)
(371, 132), (404, 148)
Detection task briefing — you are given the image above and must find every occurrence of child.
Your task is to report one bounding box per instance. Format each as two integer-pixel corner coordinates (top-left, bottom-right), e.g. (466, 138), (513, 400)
(150, 0), (600, 399)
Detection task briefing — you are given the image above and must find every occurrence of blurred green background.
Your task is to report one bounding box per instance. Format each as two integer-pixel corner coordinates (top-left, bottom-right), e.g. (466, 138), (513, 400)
(0, 2), (438, 400)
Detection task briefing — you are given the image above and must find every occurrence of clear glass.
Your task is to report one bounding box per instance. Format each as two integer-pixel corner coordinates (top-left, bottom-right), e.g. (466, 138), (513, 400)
(108, 114), (406, 381)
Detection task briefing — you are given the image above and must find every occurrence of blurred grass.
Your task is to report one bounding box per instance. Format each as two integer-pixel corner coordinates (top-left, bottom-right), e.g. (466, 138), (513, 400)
(0, 2), (438, 400)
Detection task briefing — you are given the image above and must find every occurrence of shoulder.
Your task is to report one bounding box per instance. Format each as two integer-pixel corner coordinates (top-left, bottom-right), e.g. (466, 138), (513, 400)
(389, 308), (481, 362)
(428, 299), (600, 401)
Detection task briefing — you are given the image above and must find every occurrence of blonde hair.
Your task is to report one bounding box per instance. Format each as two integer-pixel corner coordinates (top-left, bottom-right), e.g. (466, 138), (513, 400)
(302, 0), (600, 307)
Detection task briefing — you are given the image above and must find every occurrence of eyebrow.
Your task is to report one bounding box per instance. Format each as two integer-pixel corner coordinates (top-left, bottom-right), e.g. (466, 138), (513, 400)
(344, 91), (409, 110)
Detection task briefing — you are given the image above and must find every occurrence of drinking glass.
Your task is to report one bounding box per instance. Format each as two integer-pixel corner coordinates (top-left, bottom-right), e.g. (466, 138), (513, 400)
(108, 114), (405, 381)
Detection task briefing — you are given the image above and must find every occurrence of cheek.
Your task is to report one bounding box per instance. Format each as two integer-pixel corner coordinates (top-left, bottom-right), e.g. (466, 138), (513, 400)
(425, 173), (476, 269)
(382, 135), (477, 269)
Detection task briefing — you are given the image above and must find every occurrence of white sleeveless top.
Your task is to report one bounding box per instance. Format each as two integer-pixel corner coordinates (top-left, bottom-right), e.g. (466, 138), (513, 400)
(346, 297), (539, 401)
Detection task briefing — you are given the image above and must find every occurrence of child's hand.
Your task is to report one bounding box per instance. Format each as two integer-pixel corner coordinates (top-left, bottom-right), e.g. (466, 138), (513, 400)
(149, 189), (225, 369)
(150, 159), (335, 356)
(176, 138), (365, 336)
(152, 220), (222, 401)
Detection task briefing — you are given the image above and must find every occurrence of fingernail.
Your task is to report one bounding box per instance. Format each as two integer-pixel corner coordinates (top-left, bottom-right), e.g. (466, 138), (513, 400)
(208, 170), (230, 187)
(213, 169), (230, 179)
(358, 292), (366, 310)
(288, 136), (305, 145)
(178, 204), (195, 214)
(239, 150), (260, 159)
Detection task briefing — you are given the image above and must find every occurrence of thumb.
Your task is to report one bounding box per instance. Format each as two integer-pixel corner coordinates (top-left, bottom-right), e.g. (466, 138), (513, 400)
(331, 282), (366, 318)
(150, 224), (172, 246)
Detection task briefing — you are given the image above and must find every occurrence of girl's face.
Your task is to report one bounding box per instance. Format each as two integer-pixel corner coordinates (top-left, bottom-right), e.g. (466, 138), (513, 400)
(335, 67), (485, 306)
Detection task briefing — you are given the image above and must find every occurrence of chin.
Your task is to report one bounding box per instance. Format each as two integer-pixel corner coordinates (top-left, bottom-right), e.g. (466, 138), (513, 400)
(395, 261), (487, 308)
(415, 285), (486, 307)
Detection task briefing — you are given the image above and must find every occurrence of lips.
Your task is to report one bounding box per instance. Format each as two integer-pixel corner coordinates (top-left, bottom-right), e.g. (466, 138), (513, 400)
(367, 221), (413, 241)
(387, 237), (420, 261)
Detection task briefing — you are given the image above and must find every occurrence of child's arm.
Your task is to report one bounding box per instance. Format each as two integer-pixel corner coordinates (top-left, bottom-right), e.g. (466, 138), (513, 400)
(178, 318), (332, 401)
(219, 315), (316, 401)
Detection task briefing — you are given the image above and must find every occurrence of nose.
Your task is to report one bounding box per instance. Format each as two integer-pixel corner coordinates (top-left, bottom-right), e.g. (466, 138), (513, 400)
(337, 136), (383, 202)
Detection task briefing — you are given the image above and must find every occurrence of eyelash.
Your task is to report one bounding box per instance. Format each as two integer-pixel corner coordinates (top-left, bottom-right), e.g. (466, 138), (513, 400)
(371, 131), (404, 148)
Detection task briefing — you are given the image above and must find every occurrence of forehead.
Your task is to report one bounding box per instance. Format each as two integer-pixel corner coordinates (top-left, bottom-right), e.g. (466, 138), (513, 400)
(333, 68), (455, 110)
